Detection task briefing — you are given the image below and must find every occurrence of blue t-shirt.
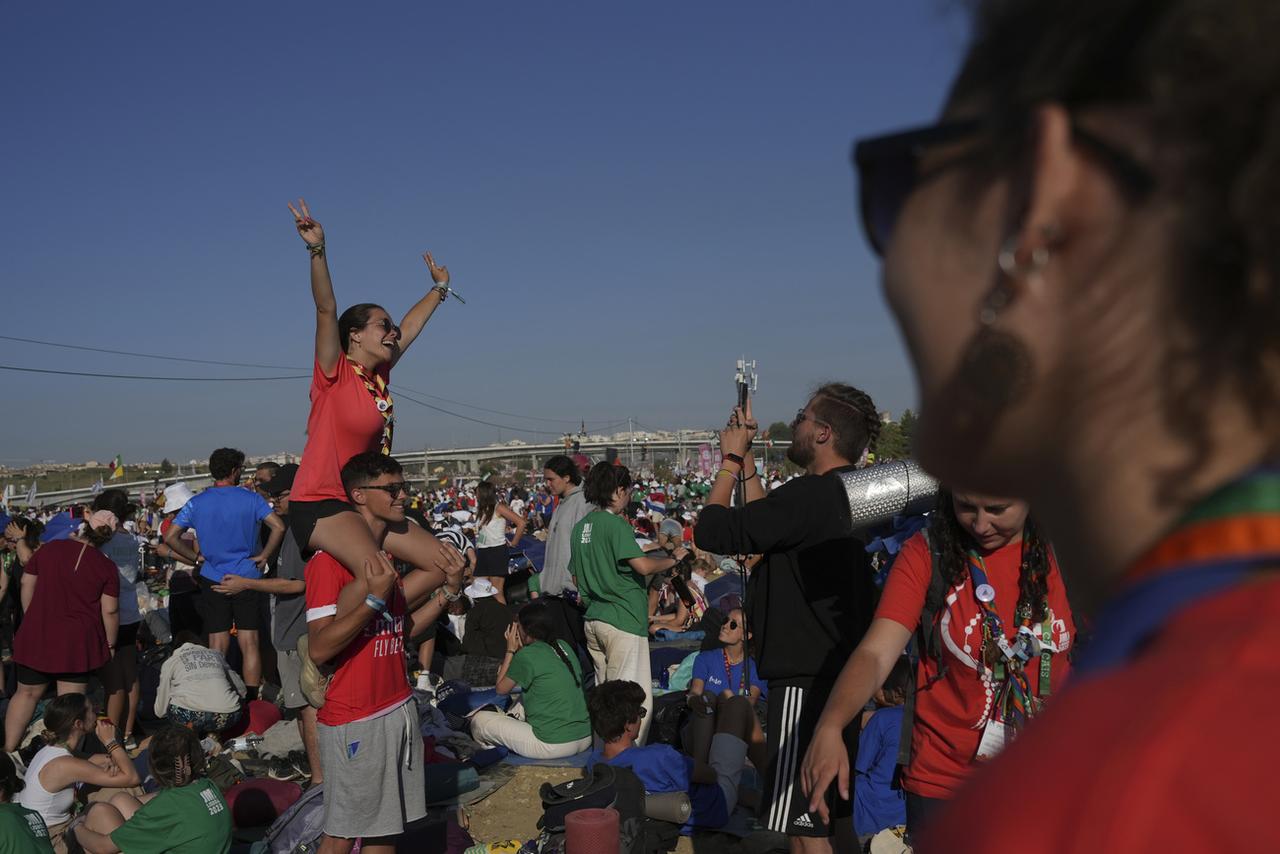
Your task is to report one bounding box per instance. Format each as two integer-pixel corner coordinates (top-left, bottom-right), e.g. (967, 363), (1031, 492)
(691, 649), (766, 698)
(588, 745), (727, 831)
(174, 486), (273, 582)
(853, 705), (907, 837)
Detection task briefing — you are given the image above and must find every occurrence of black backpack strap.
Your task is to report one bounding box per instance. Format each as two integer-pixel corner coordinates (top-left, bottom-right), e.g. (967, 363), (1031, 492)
(897, 528), (949, 769)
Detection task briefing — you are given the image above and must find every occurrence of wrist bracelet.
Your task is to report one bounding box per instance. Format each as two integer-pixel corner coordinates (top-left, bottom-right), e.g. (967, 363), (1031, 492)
(442, 588), (463, 602)
(715, 468), (738, 480)
(306, 240), (326, 258)
(432, 284), (450, 300)
(364, 594), (393, 621)
(104, 740), (121, 751)
(723, 452), (745, 467)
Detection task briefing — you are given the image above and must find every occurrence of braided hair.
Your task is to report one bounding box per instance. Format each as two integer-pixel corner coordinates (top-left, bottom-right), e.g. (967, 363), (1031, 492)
(809, 383), (881, 462)
(929, 488), (1051, 623)
(148, 726), (206, 790)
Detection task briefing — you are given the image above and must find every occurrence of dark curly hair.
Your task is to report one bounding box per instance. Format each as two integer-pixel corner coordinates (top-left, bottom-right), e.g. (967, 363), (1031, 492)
(951, 0), (1280, 494)
(929, 488), (1050, 624)
(809, 383), (881, 462)
(586, 680), (646, 742)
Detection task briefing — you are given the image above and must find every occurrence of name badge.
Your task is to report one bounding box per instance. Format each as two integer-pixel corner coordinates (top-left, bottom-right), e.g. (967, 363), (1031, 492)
(975, 718), (1008, 762)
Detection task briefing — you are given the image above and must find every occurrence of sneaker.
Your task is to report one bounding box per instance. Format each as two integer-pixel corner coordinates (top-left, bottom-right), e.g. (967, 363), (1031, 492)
(5, 750), (24, 777)
(123, 734), (139, 752)
(267, 757), (301, 781)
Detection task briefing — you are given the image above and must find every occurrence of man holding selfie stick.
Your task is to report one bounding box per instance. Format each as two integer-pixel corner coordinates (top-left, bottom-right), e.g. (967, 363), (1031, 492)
(695, 384), (881, 854)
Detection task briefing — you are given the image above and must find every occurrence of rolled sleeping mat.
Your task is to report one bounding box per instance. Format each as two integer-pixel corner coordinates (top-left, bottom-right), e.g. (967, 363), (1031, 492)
(644, 791), (692, 823)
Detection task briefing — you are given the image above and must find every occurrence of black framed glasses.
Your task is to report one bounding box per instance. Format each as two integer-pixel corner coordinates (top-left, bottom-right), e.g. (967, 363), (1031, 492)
(362, 481), (409, 497)
(852, 115), (1156, 257)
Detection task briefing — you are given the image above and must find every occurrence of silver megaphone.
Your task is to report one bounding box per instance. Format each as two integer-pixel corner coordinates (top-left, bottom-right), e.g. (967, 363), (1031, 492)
(838, 459), (939, 532)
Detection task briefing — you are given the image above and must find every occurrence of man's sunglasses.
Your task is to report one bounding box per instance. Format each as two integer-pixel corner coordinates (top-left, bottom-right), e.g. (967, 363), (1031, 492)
(362, 482), (410, 497)
(791, 409), (828, 429)
(852, 115), (1155, 257)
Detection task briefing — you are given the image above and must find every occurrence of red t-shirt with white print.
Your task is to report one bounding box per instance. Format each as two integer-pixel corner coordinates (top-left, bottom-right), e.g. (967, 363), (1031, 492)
(875, 532), (1076, 800)
(304, 551), (410, 726)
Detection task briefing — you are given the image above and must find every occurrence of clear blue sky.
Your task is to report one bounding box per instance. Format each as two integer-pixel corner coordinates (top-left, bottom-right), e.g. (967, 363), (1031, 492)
(0, 2), (969, 464)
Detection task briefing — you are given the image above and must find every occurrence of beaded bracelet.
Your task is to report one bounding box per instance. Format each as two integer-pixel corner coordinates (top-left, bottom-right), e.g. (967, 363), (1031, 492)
(306, 240), (326, 258)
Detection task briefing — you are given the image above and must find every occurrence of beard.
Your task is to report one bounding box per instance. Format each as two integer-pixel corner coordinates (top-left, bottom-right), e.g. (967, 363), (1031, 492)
(786, 434), (815, 469)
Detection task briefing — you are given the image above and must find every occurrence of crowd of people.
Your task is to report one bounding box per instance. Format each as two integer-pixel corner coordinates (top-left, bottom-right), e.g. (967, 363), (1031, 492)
(1, 1), (1278, 851)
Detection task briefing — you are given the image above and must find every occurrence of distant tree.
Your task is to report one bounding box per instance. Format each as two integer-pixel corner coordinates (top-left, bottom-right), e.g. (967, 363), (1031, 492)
(766, 421), (792, 442)
(159, 458), (175, 476)
(898, 410), (917, 452)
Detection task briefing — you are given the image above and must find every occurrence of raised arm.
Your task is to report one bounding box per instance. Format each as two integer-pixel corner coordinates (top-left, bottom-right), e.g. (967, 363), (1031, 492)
(498, 503), (527, 548)
(391, 251), (451, 367)
(289, 198), (340, 374)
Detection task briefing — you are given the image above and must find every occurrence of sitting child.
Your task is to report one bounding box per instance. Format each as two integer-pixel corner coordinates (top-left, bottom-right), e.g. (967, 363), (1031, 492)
(586, 679), (752, 833)
(854, 656), (911, 847)
(154, 632), (245, 735)
(71, 726), (232, 854)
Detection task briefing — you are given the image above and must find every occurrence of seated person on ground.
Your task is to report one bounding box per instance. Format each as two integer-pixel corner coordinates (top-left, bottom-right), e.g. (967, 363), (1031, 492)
(470, 601), (593, 760)
(445, 577), (514, 686)
(17, 694), (141, 848)
(0, 750), (54, 852)
(587, 679), (752, 833)
(854, 656), (911, 845)
(687, 607), (767, 770)
(72, 725), (232, 854)
(648, 566), (704, 635)
(154, 632), (246, 734)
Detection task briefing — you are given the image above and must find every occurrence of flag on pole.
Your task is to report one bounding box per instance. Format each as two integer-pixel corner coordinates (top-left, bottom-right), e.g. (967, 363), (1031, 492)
(90, 478), (104, 496)
(25, 482), (37, 506)
(1, 484), (11, 510)
(109, 455), (125, 480)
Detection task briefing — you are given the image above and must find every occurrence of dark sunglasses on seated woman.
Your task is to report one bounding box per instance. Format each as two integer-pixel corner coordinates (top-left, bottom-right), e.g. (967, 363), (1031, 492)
(852, 115), (1155, 257)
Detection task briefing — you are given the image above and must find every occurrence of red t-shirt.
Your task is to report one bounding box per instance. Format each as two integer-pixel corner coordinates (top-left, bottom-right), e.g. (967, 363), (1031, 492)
(304, 551), (411, 726)
(14, 539), (121, 673)
(875, 532), (1075, 799)
(292, 358), (391, 502)
(920, 575), (1280, 853)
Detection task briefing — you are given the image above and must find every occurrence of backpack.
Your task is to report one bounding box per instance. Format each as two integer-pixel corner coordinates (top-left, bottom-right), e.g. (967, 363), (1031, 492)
(262, 781), (326, 853)
(896, 528), (949, 769)
(538, 764), (675, 854)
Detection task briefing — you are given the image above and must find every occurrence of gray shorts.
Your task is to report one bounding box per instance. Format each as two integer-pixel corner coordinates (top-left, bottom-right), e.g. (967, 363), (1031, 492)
(276, 648), (307, 711)
(317, 698), (426, 839)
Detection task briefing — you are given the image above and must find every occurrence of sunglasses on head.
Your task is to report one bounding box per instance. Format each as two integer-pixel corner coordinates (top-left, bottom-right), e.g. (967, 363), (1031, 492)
(852, 114), (1155, 257)
(362, 481), (409, 497)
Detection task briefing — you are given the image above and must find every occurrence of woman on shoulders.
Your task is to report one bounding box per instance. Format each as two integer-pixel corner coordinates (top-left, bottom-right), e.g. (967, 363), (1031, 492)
(284, 199), (465, 615)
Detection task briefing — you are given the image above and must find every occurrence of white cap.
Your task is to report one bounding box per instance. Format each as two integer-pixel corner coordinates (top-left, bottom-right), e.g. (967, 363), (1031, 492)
(162, 482), (195, 514)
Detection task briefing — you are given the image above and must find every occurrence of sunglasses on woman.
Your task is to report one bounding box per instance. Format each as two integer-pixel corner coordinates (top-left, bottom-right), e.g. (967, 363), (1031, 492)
(364, 318), (401, 337)
(852, 115), (1155, 257)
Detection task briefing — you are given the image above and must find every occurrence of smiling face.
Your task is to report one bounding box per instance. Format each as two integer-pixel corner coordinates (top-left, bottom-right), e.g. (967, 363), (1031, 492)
(348, 307), (401, 366)
(951, 492), (1029, 553)
(356, 472), (409, 524)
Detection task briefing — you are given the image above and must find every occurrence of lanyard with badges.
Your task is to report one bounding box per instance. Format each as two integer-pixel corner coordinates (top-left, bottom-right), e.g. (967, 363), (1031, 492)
(347, 358), (395, 454)
(968, 551), (1056, 759)
(722, 648), (749, 696)
(1075, 466), (1280, 677)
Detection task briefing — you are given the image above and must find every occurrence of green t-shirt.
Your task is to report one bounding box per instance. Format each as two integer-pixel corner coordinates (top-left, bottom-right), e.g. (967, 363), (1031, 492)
(568, 510), (647, 636)
(507, 639), (591, 745)
(0, 803), (54, 853)
(109, 780), (231, 854)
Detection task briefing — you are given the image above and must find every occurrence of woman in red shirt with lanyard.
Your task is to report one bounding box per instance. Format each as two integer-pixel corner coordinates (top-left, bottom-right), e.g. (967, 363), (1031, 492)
(810, 1), (1280, 849)
(800, 491), (1074, 838)
(285, 199), (464, 602)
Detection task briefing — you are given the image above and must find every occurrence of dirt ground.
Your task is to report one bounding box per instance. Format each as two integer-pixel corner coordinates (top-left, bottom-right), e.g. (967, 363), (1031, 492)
(464, 766), (695, 853)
